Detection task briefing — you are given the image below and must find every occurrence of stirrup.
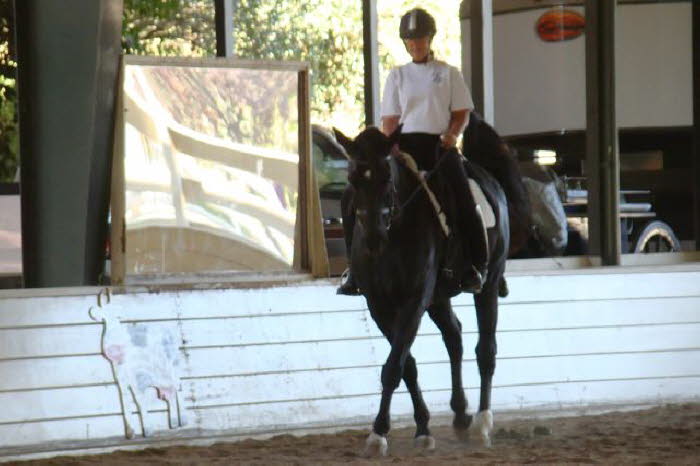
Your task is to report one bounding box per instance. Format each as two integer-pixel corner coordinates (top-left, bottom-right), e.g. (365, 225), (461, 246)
(336, 268), (361, 296)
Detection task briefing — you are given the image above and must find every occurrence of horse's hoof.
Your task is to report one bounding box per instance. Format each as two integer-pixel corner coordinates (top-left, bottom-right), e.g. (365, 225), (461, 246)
(363, 432), (388, 457)
(453, 412), (472, 441)
(453, 412), (472, 430)
(469, 409), (494, 447)
(498, 277), (509, 297)
(414, 435), (436, 450)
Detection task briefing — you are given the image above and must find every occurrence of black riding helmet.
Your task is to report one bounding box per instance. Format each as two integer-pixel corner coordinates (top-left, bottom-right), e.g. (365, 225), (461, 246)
(399, 8), (436, 39)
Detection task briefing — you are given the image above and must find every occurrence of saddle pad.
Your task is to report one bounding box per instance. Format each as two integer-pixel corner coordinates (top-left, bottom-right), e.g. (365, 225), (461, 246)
(468, 179), (496, 228)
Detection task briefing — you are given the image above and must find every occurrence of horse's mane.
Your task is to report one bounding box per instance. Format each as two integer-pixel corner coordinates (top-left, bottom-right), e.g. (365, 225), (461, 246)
(392, 148), (450, 237)
(463, 112), (532, 255)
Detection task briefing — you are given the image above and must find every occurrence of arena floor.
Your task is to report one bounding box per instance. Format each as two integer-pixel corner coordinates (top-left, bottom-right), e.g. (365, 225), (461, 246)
(14, 402), (700, 465)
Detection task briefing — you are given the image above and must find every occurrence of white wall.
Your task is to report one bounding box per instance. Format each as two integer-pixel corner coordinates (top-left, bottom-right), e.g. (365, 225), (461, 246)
(462, 2), (693, 136)
(1, 266), (699, 459)
(0, 195), (21, 275)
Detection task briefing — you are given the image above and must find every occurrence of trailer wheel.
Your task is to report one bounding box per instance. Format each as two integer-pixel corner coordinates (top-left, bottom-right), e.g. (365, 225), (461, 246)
(632, 220), (681, 253)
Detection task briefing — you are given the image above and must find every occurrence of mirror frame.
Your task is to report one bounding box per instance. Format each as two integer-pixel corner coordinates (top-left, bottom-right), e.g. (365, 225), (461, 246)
(110, 55), (328, 286)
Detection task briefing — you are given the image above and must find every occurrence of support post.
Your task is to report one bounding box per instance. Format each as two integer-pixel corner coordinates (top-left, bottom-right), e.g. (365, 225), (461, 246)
(693, 1), (699, 250)
(15, 0), (123, 287)
(363, 0), (380, 126)
(214, 0), (235, 57)
(585, 0), (621, 265)
(467, 0), (494, 125)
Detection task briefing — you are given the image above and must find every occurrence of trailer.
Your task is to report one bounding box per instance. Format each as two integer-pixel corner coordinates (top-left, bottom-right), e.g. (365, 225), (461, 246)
(461, 1), (695, 254)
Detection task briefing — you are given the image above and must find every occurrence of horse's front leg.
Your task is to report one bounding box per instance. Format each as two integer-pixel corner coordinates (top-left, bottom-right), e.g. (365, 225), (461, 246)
(368, 310), (433, 453)
(365, 306), (425, 457)
(403, 352), (434, 449)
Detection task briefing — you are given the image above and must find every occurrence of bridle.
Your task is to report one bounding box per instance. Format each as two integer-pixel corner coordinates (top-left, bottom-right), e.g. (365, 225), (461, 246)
(356, 144), (451, 237)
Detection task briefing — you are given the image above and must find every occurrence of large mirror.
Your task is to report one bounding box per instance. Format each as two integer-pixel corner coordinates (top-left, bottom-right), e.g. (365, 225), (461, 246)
(111, 57), (326, 284)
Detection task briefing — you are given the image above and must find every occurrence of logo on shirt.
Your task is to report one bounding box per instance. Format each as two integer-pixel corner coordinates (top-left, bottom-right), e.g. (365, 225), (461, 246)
(432, 70), (444, 84)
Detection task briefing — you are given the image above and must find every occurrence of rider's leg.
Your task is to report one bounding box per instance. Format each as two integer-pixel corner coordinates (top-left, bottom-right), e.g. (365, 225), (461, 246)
(396, 134), (487, 290)
(337, 184), (361, 295)
(439, 149), (489, 292)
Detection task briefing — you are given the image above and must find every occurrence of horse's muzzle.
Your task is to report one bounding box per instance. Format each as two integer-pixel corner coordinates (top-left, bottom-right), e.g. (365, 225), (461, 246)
(364, 229), (388, 254)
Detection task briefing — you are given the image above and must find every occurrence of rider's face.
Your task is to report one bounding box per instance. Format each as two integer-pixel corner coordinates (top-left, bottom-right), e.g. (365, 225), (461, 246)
(404, 36), (431, 62)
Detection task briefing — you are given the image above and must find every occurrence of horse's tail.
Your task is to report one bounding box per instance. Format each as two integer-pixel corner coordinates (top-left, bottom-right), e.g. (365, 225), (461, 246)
(463, 113), (532, 256)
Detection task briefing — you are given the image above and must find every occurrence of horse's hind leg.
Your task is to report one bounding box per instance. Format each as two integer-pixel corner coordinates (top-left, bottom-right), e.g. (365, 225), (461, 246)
(427, 299), (471, 435)
(472, 286), (499, 447)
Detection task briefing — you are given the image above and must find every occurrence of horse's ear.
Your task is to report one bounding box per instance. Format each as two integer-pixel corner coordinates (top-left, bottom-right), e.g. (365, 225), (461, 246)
(333, 127), (355, 155)
(388, 124), (402, 147)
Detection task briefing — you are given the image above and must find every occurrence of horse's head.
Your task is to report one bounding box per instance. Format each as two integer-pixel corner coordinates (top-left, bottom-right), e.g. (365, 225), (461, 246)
(334, 126), (401, 254)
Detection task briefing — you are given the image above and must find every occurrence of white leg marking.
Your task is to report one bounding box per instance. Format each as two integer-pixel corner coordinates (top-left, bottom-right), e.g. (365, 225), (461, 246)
(470, 409), (494, 447)
(363, 432), (388, 457)
(414, 435), (436, 450)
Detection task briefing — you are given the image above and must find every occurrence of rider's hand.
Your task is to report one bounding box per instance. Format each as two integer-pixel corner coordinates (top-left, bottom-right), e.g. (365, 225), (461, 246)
(440, 132), (458, 148)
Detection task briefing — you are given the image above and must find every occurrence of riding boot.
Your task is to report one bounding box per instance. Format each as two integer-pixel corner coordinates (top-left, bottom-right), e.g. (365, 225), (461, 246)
(337, 185), (361, 296)
(462, 205), (488, 292)
(439, 149), (489, 292)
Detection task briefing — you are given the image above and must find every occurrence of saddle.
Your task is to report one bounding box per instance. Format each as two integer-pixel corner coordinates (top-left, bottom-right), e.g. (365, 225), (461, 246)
(469, 179), (496, 228)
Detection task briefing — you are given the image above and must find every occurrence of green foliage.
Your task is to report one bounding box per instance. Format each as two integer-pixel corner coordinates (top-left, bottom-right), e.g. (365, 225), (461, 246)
(0, 0), (18, 182)
(232, 0), (365, 133)
(122, 0), (215, 56)
(0, 76), (18, 182)
(122, 0), (367, 134)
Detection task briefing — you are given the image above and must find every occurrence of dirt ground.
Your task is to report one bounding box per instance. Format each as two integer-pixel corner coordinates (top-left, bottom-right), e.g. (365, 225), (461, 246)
(15, 403), (700, 465)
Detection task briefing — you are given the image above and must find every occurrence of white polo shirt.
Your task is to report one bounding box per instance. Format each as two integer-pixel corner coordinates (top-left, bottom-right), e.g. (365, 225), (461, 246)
(380, 60), (474, 135)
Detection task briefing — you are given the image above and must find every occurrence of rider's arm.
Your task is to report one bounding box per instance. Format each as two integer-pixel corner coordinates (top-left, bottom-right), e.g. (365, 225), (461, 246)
(381, 115), (401, 137)
(380, 68), (401, 137)
(441, 109), (469, 148)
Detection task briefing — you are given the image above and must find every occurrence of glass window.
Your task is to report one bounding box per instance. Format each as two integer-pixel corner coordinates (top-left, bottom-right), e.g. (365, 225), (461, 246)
(490, 2), (590, 262)
(0, 3), (20, 287)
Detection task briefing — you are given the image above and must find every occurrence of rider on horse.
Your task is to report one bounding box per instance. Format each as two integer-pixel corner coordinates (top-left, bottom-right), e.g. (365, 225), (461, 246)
(337, 7), (489, 296)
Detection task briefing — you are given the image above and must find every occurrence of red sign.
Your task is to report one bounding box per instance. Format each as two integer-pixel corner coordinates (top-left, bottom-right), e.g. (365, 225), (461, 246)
(536, 9), (585, 42)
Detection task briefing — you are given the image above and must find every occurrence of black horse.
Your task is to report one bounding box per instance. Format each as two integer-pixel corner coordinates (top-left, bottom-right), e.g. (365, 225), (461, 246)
(334, 125), (515, 455)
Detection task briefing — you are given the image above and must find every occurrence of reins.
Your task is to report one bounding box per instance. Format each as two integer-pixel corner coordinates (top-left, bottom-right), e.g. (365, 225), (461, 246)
(389, 146), (451, 237)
